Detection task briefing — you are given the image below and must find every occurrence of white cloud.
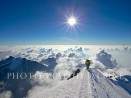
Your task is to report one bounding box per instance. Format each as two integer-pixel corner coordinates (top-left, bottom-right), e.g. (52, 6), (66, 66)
(27, 71), (59, 98)
(0, 91), (12, 98)
(95, 50), (117, 68)
(114, 68), (131, 76)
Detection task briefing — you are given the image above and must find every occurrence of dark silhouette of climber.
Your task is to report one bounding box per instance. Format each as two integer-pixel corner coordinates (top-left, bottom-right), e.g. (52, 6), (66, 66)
(67, 69), (80, 80)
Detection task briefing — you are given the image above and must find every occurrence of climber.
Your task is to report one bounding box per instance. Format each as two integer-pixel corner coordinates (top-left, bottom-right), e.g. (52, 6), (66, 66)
(67, 69), (80, 80)
(85, 59), (91, 69)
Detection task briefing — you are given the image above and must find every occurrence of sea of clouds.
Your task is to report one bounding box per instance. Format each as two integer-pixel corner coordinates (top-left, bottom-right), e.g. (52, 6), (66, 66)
(0, 45), (131, 98)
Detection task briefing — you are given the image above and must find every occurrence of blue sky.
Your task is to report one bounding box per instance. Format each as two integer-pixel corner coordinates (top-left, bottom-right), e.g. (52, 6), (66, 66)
(0, 0), (131, 45)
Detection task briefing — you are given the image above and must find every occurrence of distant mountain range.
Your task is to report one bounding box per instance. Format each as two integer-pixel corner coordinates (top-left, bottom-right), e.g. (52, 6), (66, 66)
(0, 56), (57, 98)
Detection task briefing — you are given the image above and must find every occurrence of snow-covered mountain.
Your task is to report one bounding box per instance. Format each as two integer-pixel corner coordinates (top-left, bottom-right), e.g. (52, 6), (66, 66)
(0, 56), (51, 98)
(0, 56), (48, 73)
(0, 45), (131, 98)
(28, 68), (131, 98)
(40, 57), (57, 71)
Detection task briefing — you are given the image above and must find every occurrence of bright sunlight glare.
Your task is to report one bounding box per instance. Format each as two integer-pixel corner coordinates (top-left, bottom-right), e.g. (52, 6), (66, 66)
(67, 17), (77, 26)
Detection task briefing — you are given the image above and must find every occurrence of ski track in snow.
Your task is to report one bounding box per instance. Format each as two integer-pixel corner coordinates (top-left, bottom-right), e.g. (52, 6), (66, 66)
(30, 68), (131, 98)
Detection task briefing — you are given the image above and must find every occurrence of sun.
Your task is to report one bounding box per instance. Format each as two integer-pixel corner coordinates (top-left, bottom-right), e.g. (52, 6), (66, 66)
(64, 14), (79, 31)
(67, 17), (77, 26)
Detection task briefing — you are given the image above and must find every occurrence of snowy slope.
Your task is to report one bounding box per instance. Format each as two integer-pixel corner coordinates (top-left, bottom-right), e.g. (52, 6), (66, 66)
(28, 68), (131, 98)
(0, 56), (49, 73)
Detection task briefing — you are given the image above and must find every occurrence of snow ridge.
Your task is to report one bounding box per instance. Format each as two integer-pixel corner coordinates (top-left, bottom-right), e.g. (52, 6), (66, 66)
(28, 68), (131, 98)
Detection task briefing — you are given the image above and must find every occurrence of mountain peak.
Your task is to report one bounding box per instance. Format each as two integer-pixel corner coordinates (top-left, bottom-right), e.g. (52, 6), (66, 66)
(0, 56), (48, 73)
(31, 68), (131, 98)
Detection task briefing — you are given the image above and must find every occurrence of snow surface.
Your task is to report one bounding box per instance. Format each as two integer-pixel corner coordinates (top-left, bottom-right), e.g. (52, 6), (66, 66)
(27, 68), (131, 98)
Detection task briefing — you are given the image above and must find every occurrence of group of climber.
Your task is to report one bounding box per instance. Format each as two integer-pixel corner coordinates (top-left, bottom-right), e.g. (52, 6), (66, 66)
(67, 59), (91, 80)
